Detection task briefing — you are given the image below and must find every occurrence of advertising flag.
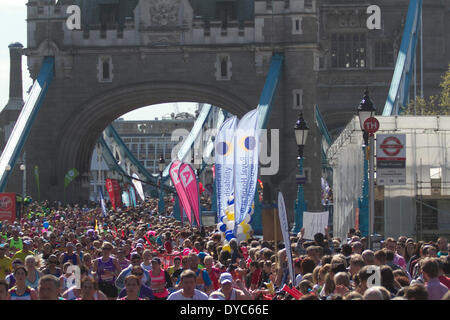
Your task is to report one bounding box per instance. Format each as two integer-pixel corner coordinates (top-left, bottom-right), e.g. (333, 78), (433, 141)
(132, 173), (145, 202)
(105, 178), (122, 210)
(215, 116), (238, 220)
(0, 193), (16, 223)
(122, 190), (130, 207)
(98, 186), (107, 217)
(278, 192), (295, 286)
(169, 160), (192, 225)
(233, 109), (259, 230)
(64, 168), (79, 188)
(111, 179), (122, 208)
(178, 163), (201, 226)
(128, 184), (137, 208)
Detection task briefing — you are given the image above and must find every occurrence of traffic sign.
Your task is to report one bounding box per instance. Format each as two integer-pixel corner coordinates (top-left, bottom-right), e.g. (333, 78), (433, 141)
(379, 136), (404, 157)
(376, 134), (406, 185)
(363, 117), (380, 134)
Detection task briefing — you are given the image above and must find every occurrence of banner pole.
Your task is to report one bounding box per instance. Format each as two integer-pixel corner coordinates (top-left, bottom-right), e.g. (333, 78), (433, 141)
(274, 208), (278, 264)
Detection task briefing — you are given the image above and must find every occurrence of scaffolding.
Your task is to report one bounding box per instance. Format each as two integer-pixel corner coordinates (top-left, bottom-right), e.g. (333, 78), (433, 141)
(327, 116), (450, 241)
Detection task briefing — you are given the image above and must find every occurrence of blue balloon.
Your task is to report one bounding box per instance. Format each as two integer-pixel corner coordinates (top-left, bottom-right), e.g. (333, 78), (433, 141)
(247, 207), (252, 214)
(227, 198), (234, 206)
(225, 233), (236, 241)
(248, 216), (253, 224)
(219, 223), (226, 232)
(43, 222), (49, 229)
(220, 215), (226, 223)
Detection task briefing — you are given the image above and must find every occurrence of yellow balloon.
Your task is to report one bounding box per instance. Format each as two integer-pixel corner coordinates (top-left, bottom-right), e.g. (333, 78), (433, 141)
(222, 244), (231, 252)
(227, 212), (235, 221)
(242, 224), (250, 234)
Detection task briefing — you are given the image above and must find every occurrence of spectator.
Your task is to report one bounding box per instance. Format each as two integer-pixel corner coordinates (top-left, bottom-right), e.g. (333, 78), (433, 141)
(421, 257), (449, 300)
(404, 284), (428, 300)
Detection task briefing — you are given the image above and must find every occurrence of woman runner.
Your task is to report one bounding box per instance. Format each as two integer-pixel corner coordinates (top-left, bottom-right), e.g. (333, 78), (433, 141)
(93, 242), (121, 300)
(8, 267), (38, 300)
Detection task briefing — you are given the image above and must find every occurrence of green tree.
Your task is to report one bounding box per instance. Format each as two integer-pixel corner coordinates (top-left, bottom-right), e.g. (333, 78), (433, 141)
(404, 64), (450, 115)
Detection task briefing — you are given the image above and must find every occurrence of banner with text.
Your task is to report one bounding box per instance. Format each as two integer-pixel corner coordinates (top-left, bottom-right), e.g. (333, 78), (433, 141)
(234, 109), (260, 231)
(376, 134), (406, 185)
(0, 193), (16, 223)
(215, 116), (238, 221)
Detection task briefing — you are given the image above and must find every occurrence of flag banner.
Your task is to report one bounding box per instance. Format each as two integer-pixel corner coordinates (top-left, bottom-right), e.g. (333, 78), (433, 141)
(106, 179), (118, 210)
(303, 211), (329, 240)
(278, 192), (295, 287)
(178, 163), (200, 226)
(169, 160), (192, 225)
(0, 193), (16, 223)
(128, 184), (137, 208)
(64, 168), (79, 188)
(122, 190), (130, 207)
(233, 109), (260, 231)
(111, 179), (122, 208)
(34, 165), (40, 201)
(215, 116), (238, 220)
(98, 186), (107, 217)
(132, 173), (145, 201)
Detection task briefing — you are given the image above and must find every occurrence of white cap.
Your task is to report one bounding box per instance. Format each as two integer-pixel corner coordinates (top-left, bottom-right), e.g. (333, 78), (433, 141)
(219, 272), (233, 284)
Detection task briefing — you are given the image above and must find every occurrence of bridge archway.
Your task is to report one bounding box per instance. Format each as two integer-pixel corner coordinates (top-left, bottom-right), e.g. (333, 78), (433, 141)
(51, 81), (249, 201)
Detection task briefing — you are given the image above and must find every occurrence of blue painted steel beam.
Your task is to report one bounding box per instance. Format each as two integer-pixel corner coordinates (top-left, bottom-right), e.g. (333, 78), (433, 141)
(105, 125), (158, 184)
(0, 57), (54, 192)
(162, 104), (213, 179)
(383, 0), (422, 116)
(257, 54), (284, 130)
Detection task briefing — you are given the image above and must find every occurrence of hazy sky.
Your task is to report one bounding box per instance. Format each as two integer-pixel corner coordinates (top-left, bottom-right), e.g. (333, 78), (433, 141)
(0, 0), (198, 120)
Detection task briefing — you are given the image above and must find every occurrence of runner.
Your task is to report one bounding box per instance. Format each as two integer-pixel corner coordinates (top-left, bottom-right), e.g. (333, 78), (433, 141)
(93, 242), (121, 300)
(118, 266), (154, 300)
(149, 257), (171, 300)
(118, 275), (143, 300)
(24, 255), (42, 290)
(217, 272), (253, 300)
(167, 270), (208, 300)
(37, 275), (61, 300)
(0, 244), (12, 280)
(8, 266), (38, 300)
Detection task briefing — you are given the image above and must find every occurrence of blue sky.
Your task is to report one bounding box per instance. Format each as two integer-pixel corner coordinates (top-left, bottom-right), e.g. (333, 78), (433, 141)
(0, 0), (197, 120)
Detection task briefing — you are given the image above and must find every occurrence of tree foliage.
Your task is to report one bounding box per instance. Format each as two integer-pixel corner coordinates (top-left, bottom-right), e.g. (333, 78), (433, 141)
(404, 64), (450, 115)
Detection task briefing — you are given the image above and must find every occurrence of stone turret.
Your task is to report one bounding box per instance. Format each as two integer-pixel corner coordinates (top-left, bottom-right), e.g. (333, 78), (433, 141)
(4, 43), (24, 111)
(0, 43), (24, 150)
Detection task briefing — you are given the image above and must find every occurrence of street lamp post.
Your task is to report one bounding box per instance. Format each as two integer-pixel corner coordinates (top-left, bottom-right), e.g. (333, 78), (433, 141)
(357, 90), (376, 249)
(291, 113), (309, 234)
(158, 155), (165, 214)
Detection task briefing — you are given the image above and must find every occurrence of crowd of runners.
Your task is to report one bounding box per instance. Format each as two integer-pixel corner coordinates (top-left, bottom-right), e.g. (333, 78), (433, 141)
(0, 198), (449, 300)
